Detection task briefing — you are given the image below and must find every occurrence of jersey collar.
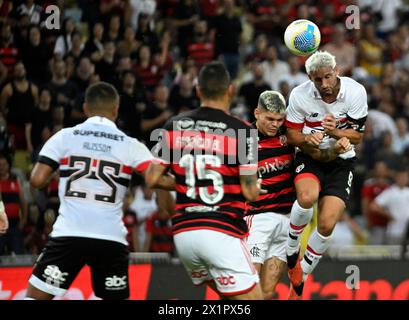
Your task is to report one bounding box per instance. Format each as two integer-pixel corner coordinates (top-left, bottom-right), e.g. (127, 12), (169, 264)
(310, 76), (346, 102)
(85, 116), (117, 128)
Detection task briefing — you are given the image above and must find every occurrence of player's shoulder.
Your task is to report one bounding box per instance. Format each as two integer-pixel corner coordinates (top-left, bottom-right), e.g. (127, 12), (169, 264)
(291, 80), (312, 95)
(341, 77), (367, 95)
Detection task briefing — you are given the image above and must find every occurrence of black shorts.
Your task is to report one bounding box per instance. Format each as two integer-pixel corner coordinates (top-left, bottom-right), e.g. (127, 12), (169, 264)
(294, 152), (355, 203)
(30, 237), (129, 300)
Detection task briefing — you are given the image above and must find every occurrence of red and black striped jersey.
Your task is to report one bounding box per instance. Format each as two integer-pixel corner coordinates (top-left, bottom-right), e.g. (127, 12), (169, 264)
(154, 107), (258, 238)
(247, 125), (296, 215)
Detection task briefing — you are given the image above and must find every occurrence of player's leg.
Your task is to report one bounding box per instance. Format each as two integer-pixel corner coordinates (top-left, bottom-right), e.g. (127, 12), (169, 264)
(259, 257), (286, 300)
(88, 239), (130, 300)
(287, 176), (319, 256)
(301, 195), (344, 275)
(26, 237), (85, 300)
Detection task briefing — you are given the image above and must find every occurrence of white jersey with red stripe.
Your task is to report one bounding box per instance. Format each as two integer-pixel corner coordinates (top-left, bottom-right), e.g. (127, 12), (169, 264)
(38, 116), (153, 245)
(285, 76), (368, 159)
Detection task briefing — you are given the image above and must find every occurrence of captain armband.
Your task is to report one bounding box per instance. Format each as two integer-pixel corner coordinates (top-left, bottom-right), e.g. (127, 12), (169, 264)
(346, 115), (367, 133)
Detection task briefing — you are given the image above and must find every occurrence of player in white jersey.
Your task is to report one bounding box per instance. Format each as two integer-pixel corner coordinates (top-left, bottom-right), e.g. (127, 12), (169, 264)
(284, 51), (368, 299)
(25, 82), (173, 300)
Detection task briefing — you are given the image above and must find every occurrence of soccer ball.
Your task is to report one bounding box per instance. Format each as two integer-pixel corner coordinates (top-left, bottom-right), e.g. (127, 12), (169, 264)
(284, 19), (321, 56)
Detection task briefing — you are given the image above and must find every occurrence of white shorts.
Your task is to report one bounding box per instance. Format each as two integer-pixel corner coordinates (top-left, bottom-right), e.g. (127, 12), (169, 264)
(173, 229), (259, 296)
(245, 213), (290, 264)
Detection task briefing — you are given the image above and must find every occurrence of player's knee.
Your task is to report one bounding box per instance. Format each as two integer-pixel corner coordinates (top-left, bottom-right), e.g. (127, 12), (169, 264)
(317, 222), (335, 237)
(297, 190), (317, 209)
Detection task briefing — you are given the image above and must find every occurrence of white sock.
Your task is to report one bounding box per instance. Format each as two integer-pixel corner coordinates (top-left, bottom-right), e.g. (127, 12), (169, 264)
(301, 229), (332, 275)
(24, 297), (36, 300)
(286, 200), (314, 255)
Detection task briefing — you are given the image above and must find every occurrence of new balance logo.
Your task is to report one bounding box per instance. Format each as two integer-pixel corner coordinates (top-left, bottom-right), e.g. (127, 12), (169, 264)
(105, 275), (127, 289)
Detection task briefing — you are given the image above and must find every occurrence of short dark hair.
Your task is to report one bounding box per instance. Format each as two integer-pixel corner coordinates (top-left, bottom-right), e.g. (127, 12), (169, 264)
(198, 61), (230, 99)
(85, 82), (119, 112)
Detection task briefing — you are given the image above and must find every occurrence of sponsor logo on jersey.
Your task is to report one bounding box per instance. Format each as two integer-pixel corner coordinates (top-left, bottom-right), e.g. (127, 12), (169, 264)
(43, 265), (68, 285)
(258, 159), (291, 176)
(105, 275), (127, 290)
(295, 163), (305, 173)
(176, 118), (195, 130)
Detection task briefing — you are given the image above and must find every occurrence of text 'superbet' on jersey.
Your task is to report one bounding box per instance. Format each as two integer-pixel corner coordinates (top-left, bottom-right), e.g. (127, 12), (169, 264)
(154, 107), (258, 238)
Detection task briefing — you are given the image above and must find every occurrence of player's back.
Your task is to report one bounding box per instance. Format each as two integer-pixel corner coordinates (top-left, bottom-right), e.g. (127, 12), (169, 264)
(159, 107), (257, 238)
(39, 116), (152, 245)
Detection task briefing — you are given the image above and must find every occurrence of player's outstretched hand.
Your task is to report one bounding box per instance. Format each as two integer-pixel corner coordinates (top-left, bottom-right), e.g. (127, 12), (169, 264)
(322, 113), (337, 132)
(305, 131), (324, 147)
(335, 137), (352, 154)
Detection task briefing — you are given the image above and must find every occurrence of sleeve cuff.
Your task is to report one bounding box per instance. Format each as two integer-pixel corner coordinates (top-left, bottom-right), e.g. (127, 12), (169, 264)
(38, 155), (59, 171)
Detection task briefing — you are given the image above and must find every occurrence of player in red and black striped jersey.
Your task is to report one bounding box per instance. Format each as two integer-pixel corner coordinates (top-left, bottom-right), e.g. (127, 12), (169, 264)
(147, 61), (263, 299)
(245, 91), (295, 300)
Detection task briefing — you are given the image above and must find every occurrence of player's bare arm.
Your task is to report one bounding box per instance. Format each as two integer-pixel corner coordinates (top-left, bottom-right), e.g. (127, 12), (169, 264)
(30, 162), (55, 189)
(240, 173), (261, 202)
(287, 127), (324, 147)
(145, 162), (176, 191)
(322, 113), (364, 144)
(301, 137), (352, 162)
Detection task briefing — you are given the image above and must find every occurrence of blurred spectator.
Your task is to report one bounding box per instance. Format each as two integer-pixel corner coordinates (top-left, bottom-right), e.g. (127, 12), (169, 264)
(238, 61), (271, 122)
(130, 184), (158, 251)
(135, 12), (159, 53)
(117, 25), (139, 59)
(47, 59), (78, 126)
(53, 17), (75, 58)
(0, 153), (28, 255)
(71, 56), (95, 92)
(21, 25), (50, 85)
(103, 14), (122, 44)
(392, 117), (409, 155)
(95, 41), (118, 85)
(0, 0), (13, 25)
(0, 23), (19, 79)
(145, 210), (174, 254)
(374, 130), (401, 170)
(133, 39), (169, 94)
(244, 33), (268, 65)
(278, 56), (309, 90)
(168, 72), (199, 114)
(186, 20), (214, 71)
(15, 0), (42, 25)
(141, 84), (173, 148)
(122, 191), (139, 252)
(83, 22), (104, 63)
(117, 70), (146, 139)
(173, 0), (200, 56)
(358, 24), (385, 79)
(245, 0), (279, 36)
(129, 0), (156, 30)
(64, 31), (84, 66)
(213, 0), (242, 79)
(30, 87), (53, 159)
(24, 207), (55, 255)
(370, 167), (409, 245)
(323, 24), (357, 76)
(261, 45), (290, 90)
(330, 212), (368, 247)
(100, 0), (130, 25)
(361, 161), (392, 244)
(0, 61), (38, 160)
(367, 108), (398, 139)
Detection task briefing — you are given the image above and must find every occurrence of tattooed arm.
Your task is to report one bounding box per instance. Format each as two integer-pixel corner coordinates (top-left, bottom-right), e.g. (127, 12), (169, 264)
(240, 173), (261, 202)
(301, 137), (353, 163)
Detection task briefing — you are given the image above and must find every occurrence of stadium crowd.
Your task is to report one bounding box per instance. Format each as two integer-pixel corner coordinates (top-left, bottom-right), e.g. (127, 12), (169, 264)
(0, 0), (409, 256)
